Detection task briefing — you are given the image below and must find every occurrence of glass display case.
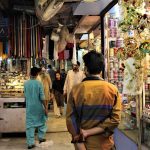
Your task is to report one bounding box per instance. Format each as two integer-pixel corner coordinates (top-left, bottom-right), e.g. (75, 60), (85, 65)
(0, 58), (29, 133)
(0, 58), (28, 98)
(104, 6), (142, 149)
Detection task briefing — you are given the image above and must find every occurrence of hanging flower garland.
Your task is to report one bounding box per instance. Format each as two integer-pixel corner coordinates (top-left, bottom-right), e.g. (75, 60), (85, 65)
(139, 41), (150, 54)
(119, 1), (150, 34)
(117, 0), (150, 60)
(116, 37), (146, 60)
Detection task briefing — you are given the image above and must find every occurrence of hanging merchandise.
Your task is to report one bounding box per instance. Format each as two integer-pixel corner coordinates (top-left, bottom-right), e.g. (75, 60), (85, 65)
(42, 35), (49, 59)
(53, 41), (58, 60)
(116, 37), (124, 48)
(58, 50), (64, 60)
(60, 26), (69, 41)
(117, 0), (150, 61)
(64, 50), (69, 60)
(119, 1), (150, 35)
(57, 26), (69, 52)
(45, 35), (49, 59)
(66, 33), (74, 44)
(42, 37), (46, 58)
(121, 0), (143, 7)
(51, 31), (60, 42)
(9, 14), (42, 59)
(72, 35), (77, 64)
(58, 39), (67, 52)
(123, 58), (136, 94)
(139, 41), (150, 54)
(66, 42), (73, 60)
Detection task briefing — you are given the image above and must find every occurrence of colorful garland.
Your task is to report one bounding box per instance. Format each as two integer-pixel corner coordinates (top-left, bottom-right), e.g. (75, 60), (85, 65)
(139, 42), (150, 54)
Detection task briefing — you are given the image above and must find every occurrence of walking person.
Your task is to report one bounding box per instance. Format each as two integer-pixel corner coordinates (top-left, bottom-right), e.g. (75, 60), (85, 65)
(38, 67), (52, 110)
(63, 61), (85, 102)
(63, 61), (85, 116)
(24, 67), (48, 149)
(66, 51), (121, 150)
(52, 71), (65, 117)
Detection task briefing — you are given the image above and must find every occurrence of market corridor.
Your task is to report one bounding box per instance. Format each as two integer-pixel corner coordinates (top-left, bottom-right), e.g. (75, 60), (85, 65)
(0, 112), (74, 150)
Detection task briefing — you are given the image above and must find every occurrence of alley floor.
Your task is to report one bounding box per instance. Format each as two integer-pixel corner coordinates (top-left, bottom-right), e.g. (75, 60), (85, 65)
(0, 132), (74, 150)
(0, 111), (74, 150)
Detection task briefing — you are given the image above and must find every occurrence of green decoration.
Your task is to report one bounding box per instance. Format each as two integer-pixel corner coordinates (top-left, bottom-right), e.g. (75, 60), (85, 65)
(139, 42), (150, 54)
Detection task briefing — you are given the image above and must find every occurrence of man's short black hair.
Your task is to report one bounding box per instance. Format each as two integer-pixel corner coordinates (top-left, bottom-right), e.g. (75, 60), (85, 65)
(30, 67), (39, 77)
(83, 50), (104, 74)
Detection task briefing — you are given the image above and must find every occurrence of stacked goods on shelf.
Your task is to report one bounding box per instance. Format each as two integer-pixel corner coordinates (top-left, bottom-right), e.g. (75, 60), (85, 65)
(0, 72), (26, 98)
(107, 15), (124, 93)
(0, 59), (28, 98)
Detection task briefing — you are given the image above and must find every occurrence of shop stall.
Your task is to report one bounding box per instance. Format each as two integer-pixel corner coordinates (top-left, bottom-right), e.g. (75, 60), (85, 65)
(102, 1), (150, 149)
(0, 59), (29, 133)
(0, 14), (43, 133)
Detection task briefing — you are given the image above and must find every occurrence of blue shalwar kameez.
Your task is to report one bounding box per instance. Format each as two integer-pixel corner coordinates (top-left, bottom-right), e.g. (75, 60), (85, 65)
(24, 79), (47, 146)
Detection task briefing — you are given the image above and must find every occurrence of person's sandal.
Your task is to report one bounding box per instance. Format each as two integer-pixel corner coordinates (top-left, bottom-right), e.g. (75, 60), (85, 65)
(39, 139), (46, 144)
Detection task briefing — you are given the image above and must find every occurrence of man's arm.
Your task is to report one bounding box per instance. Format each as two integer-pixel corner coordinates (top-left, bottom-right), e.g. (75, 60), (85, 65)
(97, 91), (122, 136)
(81, 127), (104, 138)
(42, 100), (48, 116)
(81, 91), (121, 138)
(66, 90), (85, 144)
(66, 90), (80, 138)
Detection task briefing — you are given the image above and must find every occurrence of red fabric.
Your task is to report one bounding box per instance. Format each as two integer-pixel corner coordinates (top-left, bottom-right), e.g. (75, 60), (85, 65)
(58, 50), (64, 60)
(8, 15), (43, 58)
(66, 43), (74, 49)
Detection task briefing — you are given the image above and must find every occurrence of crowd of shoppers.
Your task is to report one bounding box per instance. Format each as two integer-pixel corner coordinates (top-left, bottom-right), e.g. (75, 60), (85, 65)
(24, 50), (121, 149)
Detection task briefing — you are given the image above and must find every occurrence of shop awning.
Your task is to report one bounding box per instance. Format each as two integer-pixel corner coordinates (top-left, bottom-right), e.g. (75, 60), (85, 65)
(73, 0), (113, 15)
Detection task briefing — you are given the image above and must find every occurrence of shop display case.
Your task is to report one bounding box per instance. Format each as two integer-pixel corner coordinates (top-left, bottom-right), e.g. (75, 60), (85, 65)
(104, 3), (150, 149)
(104, 10), (141, 149)
(0, 58), (29, 133)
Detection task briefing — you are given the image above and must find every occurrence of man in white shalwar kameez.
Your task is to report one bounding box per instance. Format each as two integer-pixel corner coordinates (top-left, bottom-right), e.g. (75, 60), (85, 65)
(63, 61), (85, 103)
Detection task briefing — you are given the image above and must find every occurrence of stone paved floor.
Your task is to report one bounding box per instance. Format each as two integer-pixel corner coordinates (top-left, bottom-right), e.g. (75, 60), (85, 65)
(0, 132), (74, 150)
(0, 111), (74, 150)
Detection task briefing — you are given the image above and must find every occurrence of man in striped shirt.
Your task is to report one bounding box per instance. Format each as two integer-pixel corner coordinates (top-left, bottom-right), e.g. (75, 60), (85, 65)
(66, 51), (121, 150)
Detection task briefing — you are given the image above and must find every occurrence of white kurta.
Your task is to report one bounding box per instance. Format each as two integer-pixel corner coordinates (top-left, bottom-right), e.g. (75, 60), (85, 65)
(63, 70), (85, 101)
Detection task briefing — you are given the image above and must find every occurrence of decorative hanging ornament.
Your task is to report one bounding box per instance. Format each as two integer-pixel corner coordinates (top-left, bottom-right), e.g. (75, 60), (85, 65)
(122, 0), (143, 7)
(139, 42), (150, 54)
(116, 47), (127, 60)
(124, 37), (138, 51)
